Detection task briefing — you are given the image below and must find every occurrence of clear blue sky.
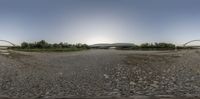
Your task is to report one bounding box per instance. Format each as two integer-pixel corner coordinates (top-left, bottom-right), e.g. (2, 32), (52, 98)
(1, 0), (200, 45)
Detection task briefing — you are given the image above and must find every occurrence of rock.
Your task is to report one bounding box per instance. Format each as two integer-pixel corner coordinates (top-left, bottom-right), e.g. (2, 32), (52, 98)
(191, 77), (195, 80)
(108, 92), (120, 96)
(153, 81), (158, 84)
(58, 72), (63, 75)
(130, 81), (136, 86)
(122, 76), (127, 79)
(113, 89), (119, 92)
(150, 83), (159, 88)
(171, 77), (175, 81)
(156, 95), (174, 98)
(103, 74), (109, 79)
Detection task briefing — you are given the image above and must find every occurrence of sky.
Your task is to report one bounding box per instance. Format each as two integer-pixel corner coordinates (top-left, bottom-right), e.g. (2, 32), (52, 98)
(1, 0), (200, 45)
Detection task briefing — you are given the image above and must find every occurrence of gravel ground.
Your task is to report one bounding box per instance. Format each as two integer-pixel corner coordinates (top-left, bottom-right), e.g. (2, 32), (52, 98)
(0, 49), (200, 98)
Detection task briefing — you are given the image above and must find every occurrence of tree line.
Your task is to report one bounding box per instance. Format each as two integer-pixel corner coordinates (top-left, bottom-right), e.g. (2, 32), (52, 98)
(140, 42), (175, 49)
(19, 40), (89, 49)
(10, 40), (178, 50)
(116, 42), (176, 50)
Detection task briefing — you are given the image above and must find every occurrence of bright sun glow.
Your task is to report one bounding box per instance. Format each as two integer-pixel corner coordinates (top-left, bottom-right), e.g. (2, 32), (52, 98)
(60, 14), (123, 45)
(86, 36), (113, 45)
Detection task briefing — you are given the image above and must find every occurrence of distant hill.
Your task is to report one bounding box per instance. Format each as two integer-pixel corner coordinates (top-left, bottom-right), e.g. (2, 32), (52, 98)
(90, 43), (111, 47)
(90, 43), (136, 48)
(112, 43), (136, 47)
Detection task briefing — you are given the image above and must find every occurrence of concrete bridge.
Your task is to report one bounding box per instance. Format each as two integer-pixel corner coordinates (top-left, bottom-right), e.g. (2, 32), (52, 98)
(0, 40), (16, 55)
(183, 40), (200, 48)
(0, 40), (16, 47)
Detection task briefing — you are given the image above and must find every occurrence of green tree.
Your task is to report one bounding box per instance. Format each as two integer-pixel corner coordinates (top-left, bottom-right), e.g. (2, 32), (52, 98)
(36, 40), (49, 48)
(21, 42), (29, 49)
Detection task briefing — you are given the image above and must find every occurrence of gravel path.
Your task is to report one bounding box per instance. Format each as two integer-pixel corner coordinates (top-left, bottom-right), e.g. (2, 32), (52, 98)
(0, 49), (200, 98)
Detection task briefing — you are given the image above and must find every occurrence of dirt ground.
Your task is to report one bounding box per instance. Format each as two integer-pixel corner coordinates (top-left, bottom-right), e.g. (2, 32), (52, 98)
(0, 49), (200, 98)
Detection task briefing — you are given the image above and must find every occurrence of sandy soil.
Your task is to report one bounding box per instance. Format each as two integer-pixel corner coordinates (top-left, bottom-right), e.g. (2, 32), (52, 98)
(0, 49), (200, 98)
